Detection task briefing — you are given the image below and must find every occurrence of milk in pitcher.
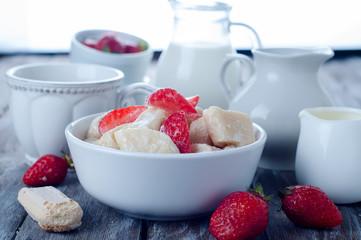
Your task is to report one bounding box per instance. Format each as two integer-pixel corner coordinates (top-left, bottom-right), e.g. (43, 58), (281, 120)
(156, 0), (261, 109)
(156, 42), (238, 109)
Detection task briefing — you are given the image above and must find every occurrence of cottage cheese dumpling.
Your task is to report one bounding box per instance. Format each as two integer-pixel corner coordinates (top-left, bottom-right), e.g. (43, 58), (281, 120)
(94, 124), (129, 149)
(86, 113), (106, 142)
(203, 106), (255, 148)
(133, 107), (167, 131)
(94, 108), (169, 150)
(114, 128), (180, 153)
(86, 102), (256, 153)
(189, 117), (213, 145)
(87, 107), (167, 144)
(191, 143), (221, 153)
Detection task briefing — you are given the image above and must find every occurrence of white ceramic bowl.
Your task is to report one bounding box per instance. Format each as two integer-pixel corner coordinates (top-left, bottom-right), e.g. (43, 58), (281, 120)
(70, 29), (153, 85)
(65, 113), (267, 220)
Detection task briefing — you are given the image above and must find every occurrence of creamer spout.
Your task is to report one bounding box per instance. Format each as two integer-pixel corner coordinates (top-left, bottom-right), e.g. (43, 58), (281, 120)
(312, 46), (334, 62)
(298, 108), (314, 120)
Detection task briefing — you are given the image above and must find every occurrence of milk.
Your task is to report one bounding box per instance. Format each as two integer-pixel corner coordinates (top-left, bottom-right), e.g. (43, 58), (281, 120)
(155, 42), (239, 109)
(311, 110), (361, 120)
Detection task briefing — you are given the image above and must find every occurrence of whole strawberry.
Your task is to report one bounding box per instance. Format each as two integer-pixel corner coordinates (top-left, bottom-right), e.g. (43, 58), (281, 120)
(210, 184), (271, 240)
(23, 154), (69, 187)
(278, 185), (342, 228)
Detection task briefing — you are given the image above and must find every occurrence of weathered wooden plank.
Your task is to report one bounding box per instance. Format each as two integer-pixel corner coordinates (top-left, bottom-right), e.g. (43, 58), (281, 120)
(145, 169), (274, 240)
(14, 171), (143, 240)
(0, 85), (28, 238)
(147, 217), (214, 240)
(251, 168), (300, 240)
(337, 203), (361, 240)
(255, 168), (361, 240)
(0, 162), (28, 240)
(145, 167), (361, 240)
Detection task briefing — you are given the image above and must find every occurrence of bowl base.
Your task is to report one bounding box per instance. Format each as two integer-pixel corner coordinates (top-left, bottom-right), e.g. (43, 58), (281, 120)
(115, 209), (212, 221)
(258, 156), (295, 170)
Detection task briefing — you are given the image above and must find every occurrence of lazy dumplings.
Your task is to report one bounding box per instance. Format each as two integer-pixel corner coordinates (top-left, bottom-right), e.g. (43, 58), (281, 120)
(85, 88), (256, 154)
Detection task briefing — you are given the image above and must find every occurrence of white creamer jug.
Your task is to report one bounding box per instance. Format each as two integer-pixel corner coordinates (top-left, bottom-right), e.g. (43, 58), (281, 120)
(155, 0), (261, 109)
(220, 47), (334, 170)
(296, 107), (361, 204)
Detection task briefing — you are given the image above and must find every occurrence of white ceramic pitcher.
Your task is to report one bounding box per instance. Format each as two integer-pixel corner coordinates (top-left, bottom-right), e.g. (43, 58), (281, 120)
(220, 47), (334, 170)
(155, 0), (262, 109)
(296, 107), (361, 204)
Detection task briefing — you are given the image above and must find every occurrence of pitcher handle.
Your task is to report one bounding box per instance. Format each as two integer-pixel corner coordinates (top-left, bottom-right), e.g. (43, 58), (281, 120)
(230, 22), (263, 49)
(117, 82), (158, 108)
(220, 54), (255, 102)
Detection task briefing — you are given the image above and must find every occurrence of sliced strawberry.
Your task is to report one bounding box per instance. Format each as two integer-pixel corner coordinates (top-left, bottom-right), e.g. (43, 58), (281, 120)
(98, 105), (147, 135)
(82, 38), (97, 49)
(160, 111), (191, 153)
(96, 33), (124, 53)
(124, 44), (142, 53)
(186, 95), (199, 108)
(145, 88), (201, 120)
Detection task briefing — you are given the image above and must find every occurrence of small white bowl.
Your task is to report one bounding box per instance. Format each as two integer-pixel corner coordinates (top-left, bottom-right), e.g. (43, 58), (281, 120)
(65, 113), (267, 220)
(70, 29), (153, 85)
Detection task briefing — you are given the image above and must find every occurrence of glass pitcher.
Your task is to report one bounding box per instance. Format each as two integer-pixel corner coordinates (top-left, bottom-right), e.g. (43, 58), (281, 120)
(155, 0), (261, 109)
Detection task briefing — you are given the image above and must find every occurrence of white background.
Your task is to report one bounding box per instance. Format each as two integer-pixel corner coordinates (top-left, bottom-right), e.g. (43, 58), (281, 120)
(0, 0), (360, 53)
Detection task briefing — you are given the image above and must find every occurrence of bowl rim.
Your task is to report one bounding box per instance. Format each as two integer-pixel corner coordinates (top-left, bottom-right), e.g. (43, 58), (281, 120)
(6, 62), (124, 87)
(72, 29), (153, 58)
(65, 112), (267, 161)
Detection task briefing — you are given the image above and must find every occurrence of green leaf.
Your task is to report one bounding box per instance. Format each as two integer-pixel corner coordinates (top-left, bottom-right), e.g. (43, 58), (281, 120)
(138, 41), (148, 51)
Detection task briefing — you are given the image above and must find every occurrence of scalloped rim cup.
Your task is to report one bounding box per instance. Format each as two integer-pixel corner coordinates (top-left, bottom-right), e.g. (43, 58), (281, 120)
(6, 62), (124, 87)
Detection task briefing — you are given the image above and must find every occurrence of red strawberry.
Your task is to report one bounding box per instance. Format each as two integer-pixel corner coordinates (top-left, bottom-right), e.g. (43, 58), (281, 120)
(124, 44), (142, 53)
(98, 105), (148, 135)
(186, 95), (200, 108)
(96, 33), (124, 53)
(81, 38), (97, 49)
(160, 111), (191, 153)
(278, 185), (342, 228)
(145, 88), (201, 120)
(23, 154), (69, 187)
(210, 184), (271, 240)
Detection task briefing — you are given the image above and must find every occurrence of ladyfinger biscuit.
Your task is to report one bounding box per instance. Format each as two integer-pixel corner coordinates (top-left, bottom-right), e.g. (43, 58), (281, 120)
(18, 186), (83, 232)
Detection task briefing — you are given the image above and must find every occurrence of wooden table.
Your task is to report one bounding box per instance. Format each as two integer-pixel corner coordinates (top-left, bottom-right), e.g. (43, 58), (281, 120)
(1, 54), (361, 240)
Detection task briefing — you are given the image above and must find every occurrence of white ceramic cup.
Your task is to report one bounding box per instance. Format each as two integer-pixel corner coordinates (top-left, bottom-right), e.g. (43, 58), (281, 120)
(295, 107), (361, 204)
(6, 62), (156, 164)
